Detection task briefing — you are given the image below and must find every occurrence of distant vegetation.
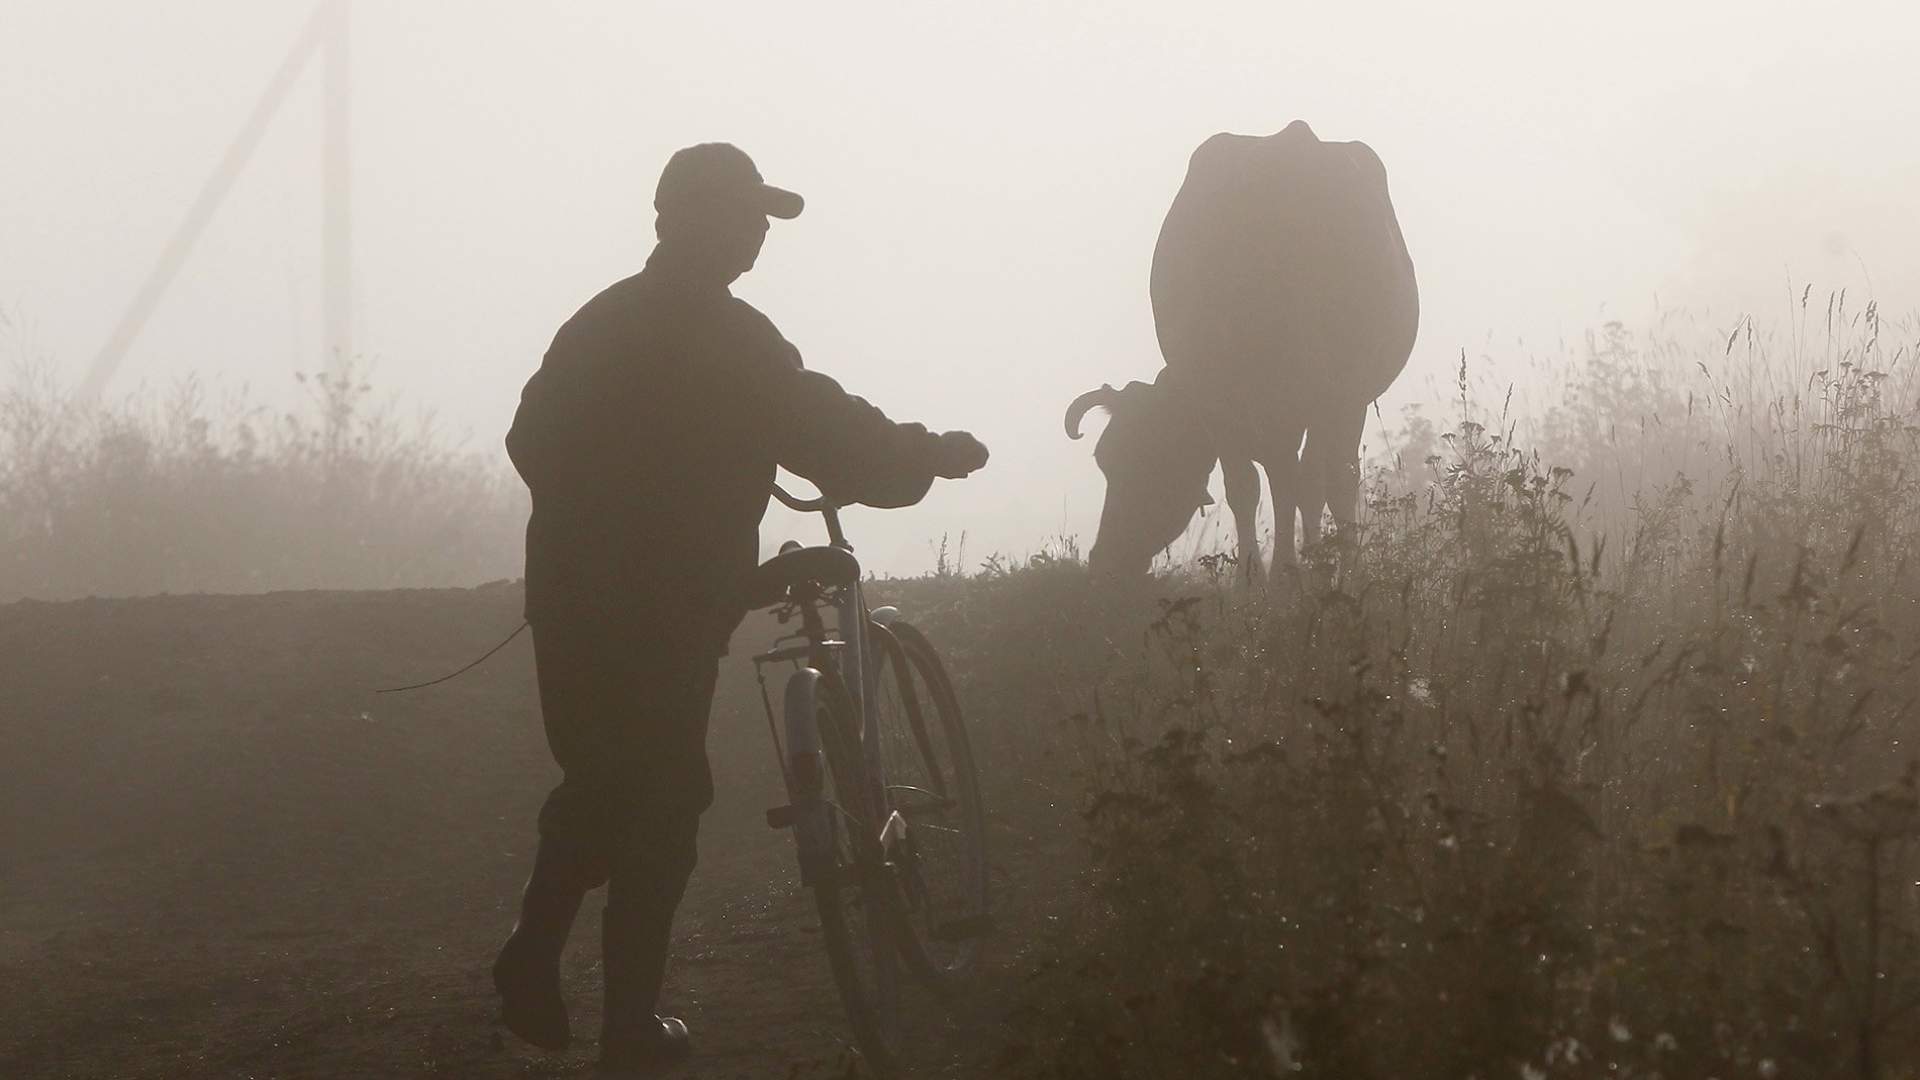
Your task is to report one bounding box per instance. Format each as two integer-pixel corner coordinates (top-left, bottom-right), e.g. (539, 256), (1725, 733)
(891, 295), (1920, 1079)
(0, 357), (525, 602)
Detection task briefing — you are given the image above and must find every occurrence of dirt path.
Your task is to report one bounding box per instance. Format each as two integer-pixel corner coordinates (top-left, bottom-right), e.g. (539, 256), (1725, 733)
(0, 587), (1065, 1079)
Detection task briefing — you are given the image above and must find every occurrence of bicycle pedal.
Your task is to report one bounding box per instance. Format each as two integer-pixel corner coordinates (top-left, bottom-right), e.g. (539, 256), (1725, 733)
(765, 805), (797, 829)
(878, 810), (910, 849)
(931, 913), (997, 941)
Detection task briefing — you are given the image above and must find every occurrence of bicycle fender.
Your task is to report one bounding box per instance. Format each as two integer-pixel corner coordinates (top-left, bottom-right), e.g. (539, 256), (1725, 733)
(783, 667), (824, 764)
(782, 667), (834, 885)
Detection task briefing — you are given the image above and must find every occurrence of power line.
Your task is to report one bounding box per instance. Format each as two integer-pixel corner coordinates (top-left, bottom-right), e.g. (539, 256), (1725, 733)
(82, 0), (351, 399)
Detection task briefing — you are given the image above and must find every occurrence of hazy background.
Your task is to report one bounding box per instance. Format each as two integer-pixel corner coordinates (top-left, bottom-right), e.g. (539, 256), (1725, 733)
(3, 0), (1916, 577)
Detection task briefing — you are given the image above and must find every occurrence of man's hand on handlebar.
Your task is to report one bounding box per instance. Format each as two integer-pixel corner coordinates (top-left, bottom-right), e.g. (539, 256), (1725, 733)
(934, 431), (989, 479)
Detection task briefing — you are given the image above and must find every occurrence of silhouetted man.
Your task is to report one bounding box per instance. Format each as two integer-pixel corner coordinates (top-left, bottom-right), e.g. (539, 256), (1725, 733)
(493, 143), (988, 1076)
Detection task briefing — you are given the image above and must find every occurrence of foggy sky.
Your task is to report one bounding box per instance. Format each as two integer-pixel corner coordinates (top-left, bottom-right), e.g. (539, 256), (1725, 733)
(4, 1), (1917, 576)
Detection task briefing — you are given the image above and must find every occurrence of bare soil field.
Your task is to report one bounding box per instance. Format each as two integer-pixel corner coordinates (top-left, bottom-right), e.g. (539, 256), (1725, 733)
(0, 584), (1065, 1079)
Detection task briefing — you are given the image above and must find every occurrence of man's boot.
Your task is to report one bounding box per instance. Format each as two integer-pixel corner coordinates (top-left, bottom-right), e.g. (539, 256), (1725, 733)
(596, 902), (692, 1076)
(492, 838), (591, 1050)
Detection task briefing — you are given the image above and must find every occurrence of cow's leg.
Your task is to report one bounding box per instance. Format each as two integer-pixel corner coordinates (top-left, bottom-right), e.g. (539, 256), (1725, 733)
(1259, 425), (1306, 568)
(1301, 402), (1368, 536)
(1220, 455), (1265, 584)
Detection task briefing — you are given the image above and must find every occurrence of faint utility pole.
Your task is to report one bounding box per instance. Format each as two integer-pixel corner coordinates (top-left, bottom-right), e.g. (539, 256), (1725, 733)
(82, 0), (353, 400)
(322, 0), (351, 381)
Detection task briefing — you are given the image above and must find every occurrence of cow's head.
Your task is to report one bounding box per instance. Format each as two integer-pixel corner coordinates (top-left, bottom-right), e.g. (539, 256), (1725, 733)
(1064, 377), (1217, 576)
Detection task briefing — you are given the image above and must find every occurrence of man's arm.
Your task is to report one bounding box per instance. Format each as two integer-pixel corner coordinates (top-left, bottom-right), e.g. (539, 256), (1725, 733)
(505, 321), (605, 496)
(741, 315), (986, 507)
(504, 367), (557, 490)
(768, 368), (954, 507)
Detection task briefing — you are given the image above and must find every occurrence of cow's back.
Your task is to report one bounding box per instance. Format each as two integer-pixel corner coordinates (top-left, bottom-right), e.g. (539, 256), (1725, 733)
(1151, 122), (1417, 440)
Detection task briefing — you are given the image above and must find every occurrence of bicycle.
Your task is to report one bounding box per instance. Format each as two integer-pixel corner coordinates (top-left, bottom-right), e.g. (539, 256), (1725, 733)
(745, 481), (992, 1075)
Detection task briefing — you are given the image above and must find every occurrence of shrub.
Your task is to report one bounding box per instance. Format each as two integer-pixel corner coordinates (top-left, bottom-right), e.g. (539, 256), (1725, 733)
(0, 356), (526, 601)
(971, 304), (1920, 1079)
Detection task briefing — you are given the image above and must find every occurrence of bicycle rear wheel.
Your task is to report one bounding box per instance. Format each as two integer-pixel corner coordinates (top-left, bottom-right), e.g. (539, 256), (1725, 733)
(867, 618), (990, 986)
(805, 668), (906, 1075)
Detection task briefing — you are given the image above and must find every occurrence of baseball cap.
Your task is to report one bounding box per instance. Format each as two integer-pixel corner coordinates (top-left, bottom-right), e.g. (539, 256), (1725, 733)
(654, 143), (804, 221)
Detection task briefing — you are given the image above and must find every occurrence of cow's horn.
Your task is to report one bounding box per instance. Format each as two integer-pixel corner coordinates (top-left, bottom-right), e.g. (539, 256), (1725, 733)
(1064, 384), (1121, 440)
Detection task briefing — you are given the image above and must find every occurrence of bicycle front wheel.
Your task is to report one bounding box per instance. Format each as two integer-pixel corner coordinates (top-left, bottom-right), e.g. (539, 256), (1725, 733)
(868, 618), (991, 986)
(805, 667), (906, 1075)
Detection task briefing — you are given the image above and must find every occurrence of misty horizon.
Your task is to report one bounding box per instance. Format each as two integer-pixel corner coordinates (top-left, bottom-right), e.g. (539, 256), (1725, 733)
(5, 0), (1916, 580)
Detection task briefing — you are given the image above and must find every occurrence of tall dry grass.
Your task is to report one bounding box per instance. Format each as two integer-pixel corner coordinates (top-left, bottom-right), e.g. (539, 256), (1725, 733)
(888, 299), (1920, 1079)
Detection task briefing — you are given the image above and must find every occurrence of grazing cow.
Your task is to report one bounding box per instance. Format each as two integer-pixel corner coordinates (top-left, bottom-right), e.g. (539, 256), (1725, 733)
(1065, 121), (1418, 578)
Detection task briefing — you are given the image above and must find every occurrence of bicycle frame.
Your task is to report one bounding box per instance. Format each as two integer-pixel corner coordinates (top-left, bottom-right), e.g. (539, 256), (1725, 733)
(755, 483), (907, 876)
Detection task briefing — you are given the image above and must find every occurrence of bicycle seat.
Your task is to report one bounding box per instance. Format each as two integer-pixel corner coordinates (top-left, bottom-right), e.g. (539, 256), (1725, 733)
(746, 544), (860, 609)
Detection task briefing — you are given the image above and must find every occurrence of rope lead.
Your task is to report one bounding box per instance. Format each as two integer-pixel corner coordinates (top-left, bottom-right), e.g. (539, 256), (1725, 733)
(375, 620), (530, 694)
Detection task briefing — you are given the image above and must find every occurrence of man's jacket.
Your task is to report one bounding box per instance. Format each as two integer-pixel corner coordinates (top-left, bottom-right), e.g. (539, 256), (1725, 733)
(507, 251), (947, 654)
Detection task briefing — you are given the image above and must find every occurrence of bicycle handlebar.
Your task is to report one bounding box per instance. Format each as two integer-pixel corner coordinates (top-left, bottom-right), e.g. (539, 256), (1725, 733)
(771, 481), (840, 515)
(771, 481), (852, 550)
